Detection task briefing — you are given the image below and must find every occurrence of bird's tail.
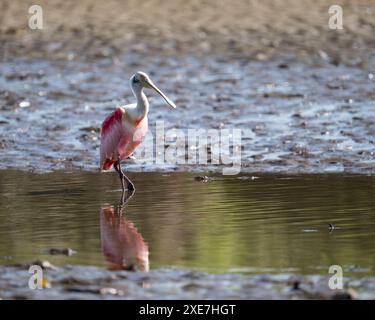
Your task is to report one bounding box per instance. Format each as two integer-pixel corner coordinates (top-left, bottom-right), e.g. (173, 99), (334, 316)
(101, 159), (116, 171)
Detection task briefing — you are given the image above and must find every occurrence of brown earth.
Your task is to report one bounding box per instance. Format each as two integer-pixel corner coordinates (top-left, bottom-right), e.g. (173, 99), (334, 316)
(0, 0), (374, 173)
(0, 263), (372, 299)
(0, 0), (374, 66)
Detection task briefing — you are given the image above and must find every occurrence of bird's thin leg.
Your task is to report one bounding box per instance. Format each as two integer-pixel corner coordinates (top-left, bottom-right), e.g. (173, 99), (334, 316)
(114, 162), (134, 209)
(117, 187), (134, 215)
(119, 160), (135, 191)
(116, 160), (136, 192)
(114, 161), (126, 192)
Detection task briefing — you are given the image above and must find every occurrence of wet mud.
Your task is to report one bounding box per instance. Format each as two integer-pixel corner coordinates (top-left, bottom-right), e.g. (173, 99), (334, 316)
(0, 56), (374, 173)
(1, 263), (373, 299)
(0, 0), (374, 174)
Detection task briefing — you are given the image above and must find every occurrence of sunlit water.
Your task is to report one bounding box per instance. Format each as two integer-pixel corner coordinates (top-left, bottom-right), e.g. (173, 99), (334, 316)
(0, 170), (374, 276)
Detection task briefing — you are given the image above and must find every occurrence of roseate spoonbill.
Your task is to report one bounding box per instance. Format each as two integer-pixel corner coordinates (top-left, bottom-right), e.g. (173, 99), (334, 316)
(100, 71), (176, 191)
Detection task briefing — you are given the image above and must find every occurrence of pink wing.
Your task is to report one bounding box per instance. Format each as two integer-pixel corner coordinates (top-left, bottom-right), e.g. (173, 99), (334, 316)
(100, 107), (125, 170)
(100, 107), (149, 171)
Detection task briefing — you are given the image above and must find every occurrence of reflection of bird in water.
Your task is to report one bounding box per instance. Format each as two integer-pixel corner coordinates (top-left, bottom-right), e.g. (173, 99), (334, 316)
(100, 194), (149, 271)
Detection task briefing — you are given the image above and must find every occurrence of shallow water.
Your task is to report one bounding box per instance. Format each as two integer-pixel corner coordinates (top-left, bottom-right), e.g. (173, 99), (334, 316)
(0, 170), (374, 276)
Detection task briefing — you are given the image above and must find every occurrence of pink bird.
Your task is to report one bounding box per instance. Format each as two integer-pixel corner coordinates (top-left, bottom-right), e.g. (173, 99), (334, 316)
(100, 71), (176, 191)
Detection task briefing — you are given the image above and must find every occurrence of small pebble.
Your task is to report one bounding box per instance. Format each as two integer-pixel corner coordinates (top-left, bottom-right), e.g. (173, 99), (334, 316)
(19, 101), (30, 108)
(47, 248), (76, 256)
(194, 176), (212, 182)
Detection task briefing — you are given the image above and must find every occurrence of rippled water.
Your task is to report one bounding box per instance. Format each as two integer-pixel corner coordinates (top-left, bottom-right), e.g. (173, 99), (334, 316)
(0, 170), (375, 276)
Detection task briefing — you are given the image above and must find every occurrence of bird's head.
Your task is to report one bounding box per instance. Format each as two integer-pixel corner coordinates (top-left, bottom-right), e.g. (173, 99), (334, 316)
(130, 71), (176, 109)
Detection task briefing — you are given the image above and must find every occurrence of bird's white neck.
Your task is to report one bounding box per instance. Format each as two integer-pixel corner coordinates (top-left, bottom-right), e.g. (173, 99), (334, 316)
(130, 87), (149, 122)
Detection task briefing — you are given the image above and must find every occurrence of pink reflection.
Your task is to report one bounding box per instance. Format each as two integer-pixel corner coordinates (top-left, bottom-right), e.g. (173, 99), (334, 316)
(100, 204), (149, 271)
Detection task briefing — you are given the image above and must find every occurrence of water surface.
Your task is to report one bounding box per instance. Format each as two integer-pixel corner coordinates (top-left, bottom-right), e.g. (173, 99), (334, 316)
(0, 170), (374, 276)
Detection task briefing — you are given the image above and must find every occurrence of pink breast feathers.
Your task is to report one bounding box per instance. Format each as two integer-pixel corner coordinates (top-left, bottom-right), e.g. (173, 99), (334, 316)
(100, 108), (148, 171)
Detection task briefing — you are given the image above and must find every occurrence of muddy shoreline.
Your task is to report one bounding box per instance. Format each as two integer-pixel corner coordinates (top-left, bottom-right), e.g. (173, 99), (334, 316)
(1, 0), (374, 174)
(1, 55), (374, 174)
(1, 263), (374, 300)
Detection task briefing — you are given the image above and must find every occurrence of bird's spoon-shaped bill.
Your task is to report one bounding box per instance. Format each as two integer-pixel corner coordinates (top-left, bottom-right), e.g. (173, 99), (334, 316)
(146, 80), (176, 109)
